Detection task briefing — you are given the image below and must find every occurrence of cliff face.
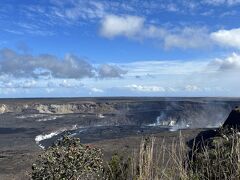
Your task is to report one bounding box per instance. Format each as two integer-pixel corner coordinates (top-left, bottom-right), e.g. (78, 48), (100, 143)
(0, 102), (116, 114)
(0, 99), (237, 128)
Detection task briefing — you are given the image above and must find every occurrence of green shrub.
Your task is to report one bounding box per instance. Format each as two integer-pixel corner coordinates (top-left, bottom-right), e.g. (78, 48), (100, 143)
(31, 136), (104, 180)
(105, 154), (132, 180)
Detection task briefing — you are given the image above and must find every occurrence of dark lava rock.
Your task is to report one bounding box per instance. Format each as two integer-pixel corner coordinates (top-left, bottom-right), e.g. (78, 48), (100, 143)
(188, 106), (240, 156)
(187, 129), (218, 148)
(222, 106), (240, 129)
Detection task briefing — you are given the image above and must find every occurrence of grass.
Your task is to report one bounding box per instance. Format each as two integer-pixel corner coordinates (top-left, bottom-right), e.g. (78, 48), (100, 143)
(106, 128), (240, 180)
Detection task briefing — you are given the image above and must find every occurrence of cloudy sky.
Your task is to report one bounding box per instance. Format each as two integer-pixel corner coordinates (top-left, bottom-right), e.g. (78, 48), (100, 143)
(0, 0), (240, 97)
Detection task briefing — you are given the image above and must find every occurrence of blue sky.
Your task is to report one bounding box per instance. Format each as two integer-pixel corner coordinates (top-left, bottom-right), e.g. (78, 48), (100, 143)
(0, 0), (240, 97)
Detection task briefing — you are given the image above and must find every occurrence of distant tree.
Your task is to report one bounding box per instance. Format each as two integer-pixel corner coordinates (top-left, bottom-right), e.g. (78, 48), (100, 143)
(31, 136), (104, 180)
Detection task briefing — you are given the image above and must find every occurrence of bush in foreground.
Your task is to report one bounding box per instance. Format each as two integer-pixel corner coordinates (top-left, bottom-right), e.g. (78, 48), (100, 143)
(31, 136), (104, 180)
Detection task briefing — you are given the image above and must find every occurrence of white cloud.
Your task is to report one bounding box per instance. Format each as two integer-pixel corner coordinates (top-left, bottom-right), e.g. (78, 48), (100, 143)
(163, 27), (211, 49)
(126, 84), (166, 92)
(45, 82), (82, 92)
(2, 49), (240, 97)
(184, 85), (201, 92)
(211, 28), (240, 49)
(0, 48), (127, 79)
(0, 79), (37, 89)
(100, 14), (211, 49)
(53, 79), (83, 88)
(121, 60), (208, 77)
(0, 48), (94, 79)
(98, 64), (127, 78)
(204, 0), (240, 5)
(90, 87), (104, 93)
(211, 52), (240, 70)
(100, 14), (240, 50)
(100, 15), (144, 38)
(50, 0), (106, 21)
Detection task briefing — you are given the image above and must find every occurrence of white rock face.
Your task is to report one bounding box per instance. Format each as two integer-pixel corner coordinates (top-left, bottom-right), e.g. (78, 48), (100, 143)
(50, 104), (76, 114)
(35, 104), (52, 114)
(0, 104), (8, 114)
(34, 104), (76, 114)
(33, 103), (98, 114)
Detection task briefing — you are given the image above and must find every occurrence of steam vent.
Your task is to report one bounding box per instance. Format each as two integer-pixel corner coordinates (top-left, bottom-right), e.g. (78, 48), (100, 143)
(223, 106), (240, 129)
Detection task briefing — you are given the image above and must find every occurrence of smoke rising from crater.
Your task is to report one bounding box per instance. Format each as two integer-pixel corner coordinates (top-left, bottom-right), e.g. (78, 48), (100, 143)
(148, 101), (233, 130)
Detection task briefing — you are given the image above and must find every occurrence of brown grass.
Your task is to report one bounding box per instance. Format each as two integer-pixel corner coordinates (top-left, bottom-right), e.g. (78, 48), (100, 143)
(107, 129), (240, 180)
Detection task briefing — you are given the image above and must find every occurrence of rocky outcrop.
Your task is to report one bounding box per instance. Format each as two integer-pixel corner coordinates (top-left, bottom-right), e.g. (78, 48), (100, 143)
(222, 106), (240, 129)
(188, 106), (240, 152)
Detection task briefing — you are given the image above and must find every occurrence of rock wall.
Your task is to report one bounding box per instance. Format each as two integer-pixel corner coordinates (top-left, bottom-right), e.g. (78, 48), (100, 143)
(0, 102), (116, 114)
